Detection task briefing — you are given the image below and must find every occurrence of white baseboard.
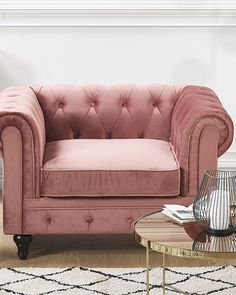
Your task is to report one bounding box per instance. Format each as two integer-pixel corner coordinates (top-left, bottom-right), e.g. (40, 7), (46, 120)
(0, 151), (235, 188)
(1, 2), (236, 27)
(2, 1), (236, 10)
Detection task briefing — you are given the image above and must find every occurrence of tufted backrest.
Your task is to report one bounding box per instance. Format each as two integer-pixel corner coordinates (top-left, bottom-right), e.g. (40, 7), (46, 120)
(31, 84), (182, 143)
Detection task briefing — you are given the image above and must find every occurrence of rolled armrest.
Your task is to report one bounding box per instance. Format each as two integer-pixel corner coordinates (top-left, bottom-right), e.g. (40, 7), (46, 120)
(171, 85), (233, 197)
(0, 86), (45, 200)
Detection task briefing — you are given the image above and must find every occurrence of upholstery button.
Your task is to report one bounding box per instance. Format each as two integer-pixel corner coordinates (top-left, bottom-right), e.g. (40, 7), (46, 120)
(127, 217), (133, 223)
(58, 103), (64, 108)
(122, 101), (127, 107)
(90, 102), (95, 107)
(86, 216), (93, 224)
(45, 216), (51, 224)
(153, 102), (158, 107)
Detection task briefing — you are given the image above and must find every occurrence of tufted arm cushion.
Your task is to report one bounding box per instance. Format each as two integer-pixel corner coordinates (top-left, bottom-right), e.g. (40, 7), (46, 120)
(0, 86), (45, 199)
(171, 85), (233, 197)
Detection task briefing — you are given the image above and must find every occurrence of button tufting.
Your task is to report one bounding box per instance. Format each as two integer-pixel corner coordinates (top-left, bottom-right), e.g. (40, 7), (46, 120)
(45, 216), (51, 224)
(127, 217), (133, 223)
(37, 85), (178, 143)
(86, 216), (93, 224)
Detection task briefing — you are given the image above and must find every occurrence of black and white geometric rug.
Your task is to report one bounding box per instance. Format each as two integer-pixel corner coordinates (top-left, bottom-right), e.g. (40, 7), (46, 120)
(0, 266), (235, 294)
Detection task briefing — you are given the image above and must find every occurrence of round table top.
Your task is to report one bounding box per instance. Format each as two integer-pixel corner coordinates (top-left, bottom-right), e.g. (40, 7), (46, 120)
(134, 211), (236, 259)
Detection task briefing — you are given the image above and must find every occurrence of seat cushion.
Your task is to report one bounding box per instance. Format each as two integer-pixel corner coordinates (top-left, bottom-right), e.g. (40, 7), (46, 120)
(41, 139), (180, 197)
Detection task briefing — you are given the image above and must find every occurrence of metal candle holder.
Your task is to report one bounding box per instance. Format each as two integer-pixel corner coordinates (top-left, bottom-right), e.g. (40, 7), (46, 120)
(193, 170), (236, 236)
(192, 231), (236, 252)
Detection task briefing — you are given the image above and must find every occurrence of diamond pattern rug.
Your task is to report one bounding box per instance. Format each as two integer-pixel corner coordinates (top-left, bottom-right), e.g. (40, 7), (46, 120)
(0, 266), (235, 295)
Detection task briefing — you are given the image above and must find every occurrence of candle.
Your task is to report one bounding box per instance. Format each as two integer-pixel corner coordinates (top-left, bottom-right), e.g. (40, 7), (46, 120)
(209, 190), (230, 231)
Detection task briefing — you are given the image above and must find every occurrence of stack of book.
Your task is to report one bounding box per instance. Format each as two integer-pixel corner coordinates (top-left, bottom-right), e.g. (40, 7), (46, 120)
(161, 204), (196, 225)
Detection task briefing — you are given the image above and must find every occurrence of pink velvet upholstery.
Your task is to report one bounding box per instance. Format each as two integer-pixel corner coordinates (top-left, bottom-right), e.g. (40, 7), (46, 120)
(0, 87), (45, 199)
(32, 84), (181, 142)
(23, 196), (195, 234)
(171, 85), (233, 196)
(0, 84), (233, 235)
(42, 139), (180, 197)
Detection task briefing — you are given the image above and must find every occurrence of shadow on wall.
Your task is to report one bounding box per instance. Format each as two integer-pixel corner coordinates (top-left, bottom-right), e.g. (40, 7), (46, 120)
(0, 50), (33, 90)
(170, 58), (213, 86)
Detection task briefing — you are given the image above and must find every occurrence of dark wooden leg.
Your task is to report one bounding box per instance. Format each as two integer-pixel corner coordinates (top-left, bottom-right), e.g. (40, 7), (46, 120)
(13, 235), (32, 260)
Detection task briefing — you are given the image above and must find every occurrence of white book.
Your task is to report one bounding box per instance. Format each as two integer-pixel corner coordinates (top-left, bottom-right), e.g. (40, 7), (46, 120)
(161, 204), (195, 225)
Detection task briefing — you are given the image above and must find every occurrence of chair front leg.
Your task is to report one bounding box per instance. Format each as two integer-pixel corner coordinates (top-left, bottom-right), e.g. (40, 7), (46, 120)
(13, 235), (33, 260)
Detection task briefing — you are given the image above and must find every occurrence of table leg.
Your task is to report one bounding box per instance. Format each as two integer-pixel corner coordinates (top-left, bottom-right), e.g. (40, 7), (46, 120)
(162, 253), (166, 295)
(146, 242), (150, 295)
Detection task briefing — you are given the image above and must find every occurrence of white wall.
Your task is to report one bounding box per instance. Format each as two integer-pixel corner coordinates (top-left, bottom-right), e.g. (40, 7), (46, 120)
(0, 1), (236, 176)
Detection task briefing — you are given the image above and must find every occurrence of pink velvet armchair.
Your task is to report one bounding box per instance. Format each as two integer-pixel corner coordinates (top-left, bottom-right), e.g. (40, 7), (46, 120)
(0, 84), (233, 259)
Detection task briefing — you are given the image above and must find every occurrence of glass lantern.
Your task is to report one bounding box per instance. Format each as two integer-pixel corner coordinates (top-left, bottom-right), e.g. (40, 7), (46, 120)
(193, 170), (236, 236)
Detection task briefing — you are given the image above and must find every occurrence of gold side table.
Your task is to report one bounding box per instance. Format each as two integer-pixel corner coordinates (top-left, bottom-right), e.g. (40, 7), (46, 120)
(134, 211), (236, 295)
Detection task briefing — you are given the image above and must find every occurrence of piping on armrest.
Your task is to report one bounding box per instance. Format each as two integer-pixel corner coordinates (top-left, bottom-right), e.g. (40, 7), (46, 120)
(170, 85), (233, 197)
(0, 86), (45, 198)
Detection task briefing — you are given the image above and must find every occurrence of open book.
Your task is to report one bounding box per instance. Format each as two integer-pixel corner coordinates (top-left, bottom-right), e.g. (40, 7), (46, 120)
(161, 204), (196, 225)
